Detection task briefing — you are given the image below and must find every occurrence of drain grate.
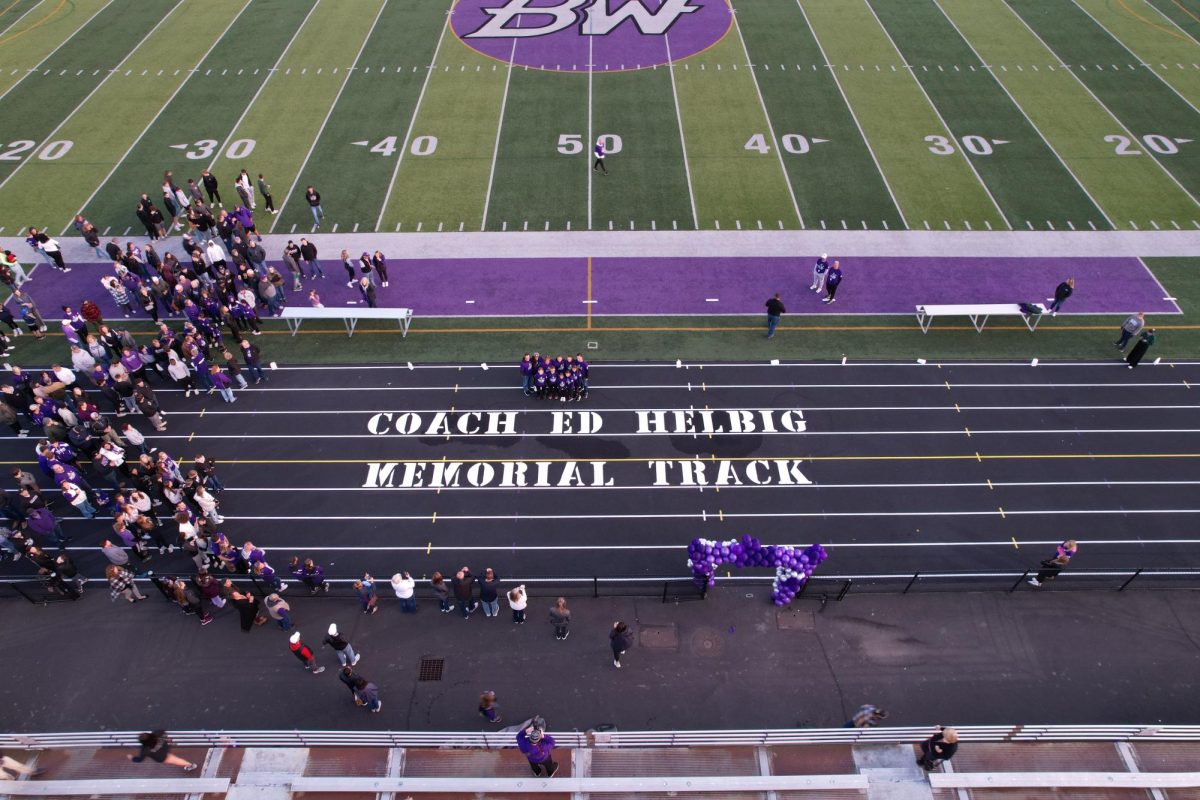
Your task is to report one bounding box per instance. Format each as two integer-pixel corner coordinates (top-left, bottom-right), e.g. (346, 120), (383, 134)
(418, 657), (444, 682)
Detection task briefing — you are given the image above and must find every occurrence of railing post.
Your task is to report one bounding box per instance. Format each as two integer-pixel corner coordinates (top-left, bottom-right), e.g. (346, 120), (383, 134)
(593, 576), (599, 598)
(1010, 570), (1030, 593)
(836, 579), (852, 601)
(903, 572), (920, 594)
(1117, 568), (1143, 592)
(662, 581), (668, 604)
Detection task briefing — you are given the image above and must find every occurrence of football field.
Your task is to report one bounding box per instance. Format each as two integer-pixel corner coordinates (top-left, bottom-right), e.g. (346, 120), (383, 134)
(1, 0), (1200, 238)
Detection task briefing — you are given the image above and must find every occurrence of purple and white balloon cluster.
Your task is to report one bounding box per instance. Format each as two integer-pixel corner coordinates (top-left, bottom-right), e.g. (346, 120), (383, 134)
(687, 535), (828, 606)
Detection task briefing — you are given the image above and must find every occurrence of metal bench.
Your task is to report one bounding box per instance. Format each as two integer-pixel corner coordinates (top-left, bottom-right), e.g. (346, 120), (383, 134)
(279, 306), (413, 338)
(915, 302), (1045, 334)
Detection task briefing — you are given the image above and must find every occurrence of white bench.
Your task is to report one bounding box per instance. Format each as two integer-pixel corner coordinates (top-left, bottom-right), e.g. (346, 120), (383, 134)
(280, 306), (413, 338)
(291, 775), (871, 793)
(931, 771), (1200, 789)
(916, 303), (1045, 334)
(0, 778), (230, 796)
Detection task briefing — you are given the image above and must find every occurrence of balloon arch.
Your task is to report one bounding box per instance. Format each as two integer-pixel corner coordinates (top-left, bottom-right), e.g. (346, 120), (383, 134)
(687, 535), (828, 606)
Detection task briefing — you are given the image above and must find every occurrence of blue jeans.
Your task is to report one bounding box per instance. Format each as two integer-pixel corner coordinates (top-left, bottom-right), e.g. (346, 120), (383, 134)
(73, 498), (96, 518)
(276, 610), (292, 630)
(218, 386), (235, 403)
(522, 373), (532, 394)
(196, 369), (214, 390)
(460, 599), (475, 618)
(481, 599), (499, 616)
(336, 644), (357, 666)
(310, 205), (323, 225)
(305, 259), (324, 278)
(246, 362), (266, 382)
(399, 596), (417, 613)
(439, 597), (452, 612)
(766, 314), (781, 338)
(1115, 329), (1135, 349)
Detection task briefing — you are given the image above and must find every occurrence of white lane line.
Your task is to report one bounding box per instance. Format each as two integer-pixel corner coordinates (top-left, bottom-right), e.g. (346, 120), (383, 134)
(270, 0), (390, 232)
(1000, 0), (1200, 207)
(97, 381), (1200, 392)
(862, 0), (1011, 229)
(43, 539), (1200, 549)
(62, 0), (256, 235)
(374, 0), (454, 231)
(204, 0), (323, 176)
(932, 0), (1116, 230)
(0, 0), (116, 105)
(663, 30), (699, 229)
(97, 428), (1200, 440)
(793, 0), (907, 229)
(0, 0), (188, 193)
(480, 15), (519, 231)
(729, 5), (805, 228)
(109, 404), (1200, 415)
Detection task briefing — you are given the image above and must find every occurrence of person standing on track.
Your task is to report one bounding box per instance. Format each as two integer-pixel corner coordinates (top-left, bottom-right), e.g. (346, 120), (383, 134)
(477, 567), (501, 617)
(1028, 539), (1078, 588)
(452, 567), (476, 618)
(390, 571), (416, 613)
(765, 293), (785, 339)
(1113, 312), (1145, 351)
(593, 137), (609, 175)
(823, 260), (843, 304)
(323, 623), (361, 667)
(1126, 328), (1155, 369)
(1046, 277), (1074, 317)
(479, 690), (501, 723)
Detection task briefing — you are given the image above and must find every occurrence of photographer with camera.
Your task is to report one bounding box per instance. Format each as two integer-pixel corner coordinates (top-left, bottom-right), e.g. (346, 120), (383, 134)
(516, 716), (558, 777)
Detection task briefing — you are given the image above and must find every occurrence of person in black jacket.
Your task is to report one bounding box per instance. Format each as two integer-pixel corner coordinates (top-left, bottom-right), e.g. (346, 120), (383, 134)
(610, 621), (633, 668)
(1047, 277), (1074, 316)
(917, 726), (958, 769)
(126, 730), (197, 771)
(765, 293), (786, 339)
(200, 170), (221, 207)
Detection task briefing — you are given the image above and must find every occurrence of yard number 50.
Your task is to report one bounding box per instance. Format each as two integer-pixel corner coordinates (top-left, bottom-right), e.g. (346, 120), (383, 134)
(558, 134), (623, 155)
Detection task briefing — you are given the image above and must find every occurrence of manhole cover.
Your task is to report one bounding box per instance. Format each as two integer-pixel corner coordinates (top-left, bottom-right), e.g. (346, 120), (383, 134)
(418, 657), (444, 681)
(690, 627), (724, 656)
(639, 624), (679, 649)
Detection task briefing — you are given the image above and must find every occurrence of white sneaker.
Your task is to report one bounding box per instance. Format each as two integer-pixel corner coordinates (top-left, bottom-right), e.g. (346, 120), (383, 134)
(372, 701), (382, 713)
(1028, 578), (1040, 587)
(352, 654), (361, 665)
(278, 582), (288, 592)
(614, 659), (621, 668)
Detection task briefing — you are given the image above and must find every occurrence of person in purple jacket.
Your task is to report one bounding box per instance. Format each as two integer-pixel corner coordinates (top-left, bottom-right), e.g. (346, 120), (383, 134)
(232, 205), (256, 235)
(517, 718), (558, 777)
(291, 556), (329, 594)
(209, 365), (235, 403)
(520, 354), (534, 396)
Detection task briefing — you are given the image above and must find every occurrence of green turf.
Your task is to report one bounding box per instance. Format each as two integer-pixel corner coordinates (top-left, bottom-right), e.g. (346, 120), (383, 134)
(0, 0), (175, 189)
(591, 66), (696, 231)
(939, 0), (1200, 230)
(0, 0), (109, 97)
(800, 0), (1008, 231)
(0, 0), (244, 234)
(1008, 0), (1200, 205)
(672, 33), (801, 230)
(207, 0), (386, 234)
(484, 68), (588, 232)
(0, 0), (42, 38)
(78, 0), (315, 234)
(1147, 0), (1200, 44)
(1075, 0), (1200, 110)
(271, 0), (448, 235)
(378, 30), (505, 232)
(737, 0), (906, 231)
(868, 0), (1109, 232)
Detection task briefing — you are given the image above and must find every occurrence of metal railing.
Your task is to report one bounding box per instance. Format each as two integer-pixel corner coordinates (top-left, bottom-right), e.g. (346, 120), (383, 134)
(3, 725), (1200, 750)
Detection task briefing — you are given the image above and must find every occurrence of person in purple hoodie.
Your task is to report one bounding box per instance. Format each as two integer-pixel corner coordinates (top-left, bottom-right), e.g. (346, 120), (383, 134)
(517, 718), (558, 777)
(291, 556), (328, 594)
(232, 205), (256, 235)
(520, 353), (534, 396)
(209, 365), (236, 404)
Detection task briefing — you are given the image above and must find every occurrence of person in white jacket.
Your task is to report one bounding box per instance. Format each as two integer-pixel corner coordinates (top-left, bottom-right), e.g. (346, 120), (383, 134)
(193, 484), (223, 525)
(236, 170), (255, 209)
(508, 584), (527, 624)
(391, 572), (416, 613)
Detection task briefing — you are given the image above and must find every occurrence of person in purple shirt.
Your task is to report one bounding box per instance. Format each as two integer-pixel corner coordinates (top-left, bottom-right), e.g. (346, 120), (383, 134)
(291, 556), (328, 594)
(516, 720), (558, 777)
(520, 354), (534, 396)
(232, 206), (255, 234)
(209, 365), (235, 403)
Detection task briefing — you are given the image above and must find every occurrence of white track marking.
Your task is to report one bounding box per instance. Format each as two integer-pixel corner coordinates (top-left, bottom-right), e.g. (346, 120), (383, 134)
(0, 0), (187, 193)
(480, 17), (519, 231)
(204, 0), (323, 177)
(1000, 0), (1200, 208)
(793, 0), (907, 229)
(932, 0), (1115, 230)
(374, 0), (454, 231)
(861, 0), (1011, 228)
(0, 0), (116, 105)
(61, 0), (255, 235)
(729, 6), (805, 228)
(270, 0), (390, 232)
(663, 32), (699, 229)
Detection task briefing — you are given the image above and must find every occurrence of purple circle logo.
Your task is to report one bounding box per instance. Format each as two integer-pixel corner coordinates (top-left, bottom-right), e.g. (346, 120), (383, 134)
(451, 0), (732, 72)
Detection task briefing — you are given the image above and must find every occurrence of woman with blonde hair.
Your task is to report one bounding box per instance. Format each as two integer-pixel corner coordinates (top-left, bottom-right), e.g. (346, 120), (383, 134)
(1029, 539), (1078, 588)
(508, 584), (527, 624)
(917, 726), (958, 770)
(549, 596), (570, 640)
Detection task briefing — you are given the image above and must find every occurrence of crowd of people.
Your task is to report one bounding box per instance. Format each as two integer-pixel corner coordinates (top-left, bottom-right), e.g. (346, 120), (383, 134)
(519, 352), (590, 401)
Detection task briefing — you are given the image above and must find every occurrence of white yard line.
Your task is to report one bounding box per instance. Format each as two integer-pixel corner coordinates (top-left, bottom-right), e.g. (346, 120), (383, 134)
(0, 0), (116, 104)
(1000, 0), (1200, 208)
(480, 18), (520, 231)
(0, 0), (51, 39)
(61, 0), (255, 235)
(729, 6), (805, 228)
(1071, 0), (1200, 115)
(1143, 0), (1200, 46)
(374, 0), (455, 232)
(932, 0), (1116, 230)
(1136, 255), (1183, 311)
(793, 0), (907, 230)
(0, 0), (185, 193)
(663, 32), (699, 229)
(270, 0), (390, 232)
(587, 31), (594, 231)
(203, 0), (323, 176)
(861, 0), (1011, 229)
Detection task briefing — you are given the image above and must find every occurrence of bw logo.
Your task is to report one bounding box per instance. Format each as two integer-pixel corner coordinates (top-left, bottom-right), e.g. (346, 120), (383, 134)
(464, 0), (703, 38)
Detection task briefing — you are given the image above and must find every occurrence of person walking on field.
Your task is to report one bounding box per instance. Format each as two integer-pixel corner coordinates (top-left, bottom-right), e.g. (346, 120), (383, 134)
(305, 186), (324, 228)
(765, 293), (785, 339)
(917, 726), (958, 770)
(1046, 277), (1074, 316)
(823, 260), (843, 304)
(550, 596), (570, 640)
(1114, 312), (1145, 350)
(610, 621), (633, 668)
(593, 137), (608, 175)
(1028, 539), (1078, 588)
(288, 631), (326, 674)
(200, 169), (222, 207)
(127, 731), (197, 771)
(1126, 328), (1156, 369)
